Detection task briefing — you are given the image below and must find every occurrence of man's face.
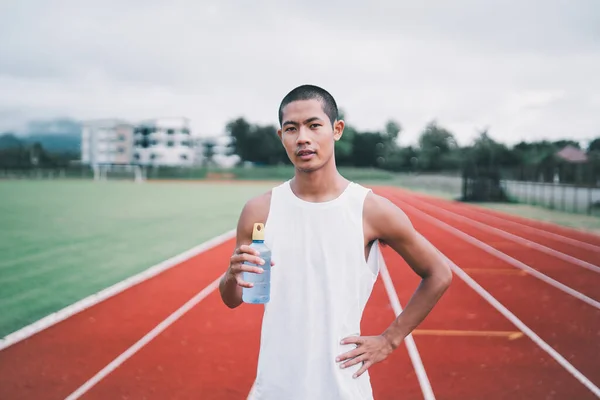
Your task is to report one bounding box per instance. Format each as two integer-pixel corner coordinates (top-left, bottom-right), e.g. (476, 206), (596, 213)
(277, 99), (344, 172)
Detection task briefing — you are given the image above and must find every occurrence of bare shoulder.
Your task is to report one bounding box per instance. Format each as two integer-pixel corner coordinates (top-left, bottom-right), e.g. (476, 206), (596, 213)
(236, 190), (272, 244)
(363, 191), (452, 283)
(363, 191), (415, 244)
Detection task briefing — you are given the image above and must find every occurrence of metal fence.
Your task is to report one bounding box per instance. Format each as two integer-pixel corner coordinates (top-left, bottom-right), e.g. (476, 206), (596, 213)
(501, 180), (600, 216)
(0, 167), (93, 180)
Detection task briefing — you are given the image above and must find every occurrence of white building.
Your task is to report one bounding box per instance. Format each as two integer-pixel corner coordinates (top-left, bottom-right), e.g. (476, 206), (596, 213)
(81, 119), (135, 165)
(192, 135), (240, 168)
(81, 116), (242, 169)
(133, 117), (194, 167)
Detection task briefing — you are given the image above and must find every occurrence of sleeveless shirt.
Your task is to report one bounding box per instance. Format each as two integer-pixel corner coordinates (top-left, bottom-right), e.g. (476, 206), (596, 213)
(247, 179), (381, 400)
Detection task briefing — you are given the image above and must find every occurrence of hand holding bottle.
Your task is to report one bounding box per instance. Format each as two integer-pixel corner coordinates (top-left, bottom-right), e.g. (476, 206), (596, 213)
(227, 244), (271, 288)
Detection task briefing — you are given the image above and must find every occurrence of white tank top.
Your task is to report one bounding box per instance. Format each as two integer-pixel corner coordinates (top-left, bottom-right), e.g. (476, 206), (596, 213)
(248, 179), (380, 400)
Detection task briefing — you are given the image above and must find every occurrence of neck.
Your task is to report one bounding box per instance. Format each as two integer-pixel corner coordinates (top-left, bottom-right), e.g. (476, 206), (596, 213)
(290, 158), (348, 202)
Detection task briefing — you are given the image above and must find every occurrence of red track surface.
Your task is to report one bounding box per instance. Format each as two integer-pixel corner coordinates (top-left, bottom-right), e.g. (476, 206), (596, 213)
(1, 187), (599, 399)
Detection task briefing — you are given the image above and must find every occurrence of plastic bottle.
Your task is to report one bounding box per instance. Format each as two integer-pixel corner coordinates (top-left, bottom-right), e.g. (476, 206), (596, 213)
(242, 223), (271, 304)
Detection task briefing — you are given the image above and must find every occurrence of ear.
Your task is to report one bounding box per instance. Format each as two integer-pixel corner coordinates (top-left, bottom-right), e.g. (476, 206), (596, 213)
(277, 128), (283, 140)
(333, 119), (345, 141)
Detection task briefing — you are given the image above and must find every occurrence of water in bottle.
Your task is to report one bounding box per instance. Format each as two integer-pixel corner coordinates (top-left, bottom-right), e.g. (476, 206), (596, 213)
(242, 222), (271, 304)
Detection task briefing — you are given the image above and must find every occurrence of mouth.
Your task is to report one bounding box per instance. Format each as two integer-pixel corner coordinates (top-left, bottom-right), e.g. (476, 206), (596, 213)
(296, 149), (316, 160)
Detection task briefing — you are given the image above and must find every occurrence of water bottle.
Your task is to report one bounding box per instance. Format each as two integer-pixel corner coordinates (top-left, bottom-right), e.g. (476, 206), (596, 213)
(242, 223), (271, 304)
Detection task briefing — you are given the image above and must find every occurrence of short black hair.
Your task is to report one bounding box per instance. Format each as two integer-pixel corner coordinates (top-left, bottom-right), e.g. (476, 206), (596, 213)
(278, 84), (339, 126)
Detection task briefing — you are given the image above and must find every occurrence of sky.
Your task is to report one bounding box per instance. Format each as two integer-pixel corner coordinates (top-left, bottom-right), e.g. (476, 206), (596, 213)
(0, 0), (599, 147)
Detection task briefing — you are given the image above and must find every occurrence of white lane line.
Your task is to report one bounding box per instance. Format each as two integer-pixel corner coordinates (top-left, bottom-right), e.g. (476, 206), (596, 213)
(410, 199), (600, 274)
(64, 276), (222, 400)
(400, 190), (600, 250)
(379, 250), (436, 400)
(441, 252), (600, 398)
(430, 201), (600, 254)
(396, 200), (600, 310)
(0, 230), (236, 351)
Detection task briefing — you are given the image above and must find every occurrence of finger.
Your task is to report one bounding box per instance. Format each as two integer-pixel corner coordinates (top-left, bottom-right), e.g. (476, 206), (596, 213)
(353, 360), (372, 379)
(231, 252), (264, 265)
(340, 354), (367, 370)
(238, 244), (260, 256)
(232, 264), (264, 274)
(231, 253), (265, 266)
(340, 336), (363, 346)
(336, 347), (363, 363)
(236, 276), (254, 288)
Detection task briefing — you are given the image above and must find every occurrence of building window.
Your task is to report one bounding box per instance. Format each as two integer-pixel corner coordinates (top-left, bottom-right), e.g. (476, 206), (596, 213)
(180, 154), (188, 160)
(167, 140), (174, 147)
(167, 129), (175, 135)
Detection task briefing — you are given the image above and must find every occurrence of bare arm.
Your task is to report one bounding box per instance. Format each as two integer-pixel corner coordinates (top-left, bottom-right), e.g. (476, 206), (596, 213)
(337, 193), (451, 377)
(368, 193), (452, 348)
(219, 192), (271, 309)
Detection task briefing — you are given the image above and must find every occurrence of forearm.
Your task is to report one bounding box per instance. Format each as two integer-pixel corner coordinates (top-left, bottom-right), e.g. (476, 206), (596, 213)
(219, 272), (243, 308)
(381, 272), (451, 348)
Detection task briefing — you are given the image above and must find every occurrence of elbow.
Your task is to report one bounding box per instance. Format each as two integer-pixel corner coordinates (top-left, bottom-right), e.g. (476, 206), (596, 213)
(441, 269), (453, 289)
(218, 280), (242, 309)
(438, 262), (453, 290)
(427, 262), (452, 292)
(219, 290), (242, 309)
(223, 298), (242, 309)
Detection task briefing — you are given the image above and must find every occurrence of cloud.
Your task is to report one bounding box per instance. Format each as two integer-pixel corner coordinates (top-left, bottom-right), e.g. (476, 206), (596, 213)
(0, 0), (598, 146)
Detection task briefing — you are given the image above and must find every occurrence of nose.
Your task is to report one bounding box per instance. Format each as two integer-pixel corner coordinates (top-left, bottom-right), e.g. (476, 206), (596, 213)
(296, 126), (311, 146)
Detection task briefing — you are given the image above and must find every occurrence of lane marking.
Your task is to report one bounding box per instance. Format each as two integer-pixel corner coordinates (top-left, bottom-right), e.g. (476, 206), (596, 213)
(379, 249), (436, 400)
(462, 268), (528, 276)
(412, 329), (524, 340)
(67, 241), (436, 400)
(391, 188), (600, 248)
(383, 189), (600, 397)
(442, 252), (600, 398)
(411, 199), (600, 274)
(395, 199), (600, 310)
(64, 276), (222, 399)
(0, 230), (236, 352)
(438, 202), (600, 254)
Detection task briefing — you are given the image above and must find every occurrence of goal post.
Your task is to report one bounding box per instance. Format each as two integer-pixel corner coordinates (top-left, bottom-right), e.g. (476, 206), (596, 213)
(92, 164), (146, 183)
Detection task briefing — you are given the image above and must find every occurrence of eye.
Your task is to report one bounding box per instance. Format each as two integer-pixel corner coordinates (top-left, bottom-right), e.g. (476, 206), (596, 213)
(310, 123), (321, 129)
(285, 127), (296, 132)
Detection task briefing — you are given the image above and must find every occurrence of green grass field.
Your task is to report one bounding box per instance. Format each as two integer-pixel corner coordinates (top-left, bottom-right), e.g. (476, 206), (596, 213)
(0, 180), (276, 338)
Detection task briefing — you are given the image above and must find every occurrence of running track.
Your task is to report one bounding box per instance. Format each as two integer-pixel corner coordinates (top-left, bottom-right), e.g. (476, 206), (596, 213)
(1, 186), (599, 399)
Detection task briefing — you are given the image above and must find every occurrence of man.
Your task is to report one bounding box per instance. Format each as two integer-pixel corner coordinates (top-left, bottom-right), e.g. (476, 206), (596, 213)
(219, 84), (452, 399)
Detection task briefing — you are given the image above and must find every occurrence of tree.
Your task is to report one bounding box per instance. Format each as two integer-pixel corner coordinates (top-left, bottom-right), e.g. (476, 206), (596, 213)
(553, 140), (581, 149)
(225, 117), (287, 165)
(417, 121), (458, 171)
(335, 124), (356, 166)
(251, 124), (288, 165)
(469, 129), (517, 168)
(351, 131), (387, 168)
(587, 137), (600, 153)
(385, 120), (401, 141)
(226, 117), (252, 161)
